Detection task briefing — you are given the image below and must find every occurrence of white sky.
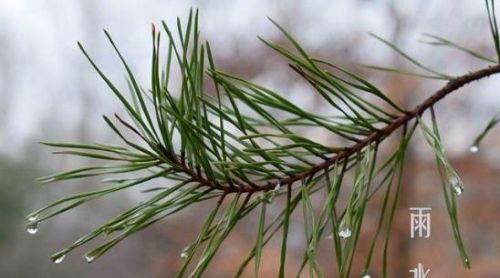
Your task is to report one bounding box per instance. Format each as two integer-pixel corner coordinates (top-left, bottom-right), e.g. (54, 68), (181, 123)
(0, 0), (498, 158)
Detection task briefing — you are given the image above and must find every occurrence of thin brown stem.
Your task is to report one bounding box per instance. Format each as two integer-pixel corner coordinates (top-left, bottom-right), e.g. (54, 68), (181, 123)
(165, 65), (500, 194)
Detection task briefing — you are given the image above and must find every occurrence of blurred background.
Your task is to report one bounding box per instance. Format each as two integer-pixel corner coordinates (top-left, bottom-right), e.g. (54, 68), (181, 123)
(1, 0), (500, 277)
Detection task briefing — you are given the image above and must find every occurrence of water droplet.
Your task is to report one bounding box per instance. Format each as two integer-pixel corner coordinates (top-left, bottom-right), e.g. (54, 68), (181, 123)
(338, 226), (352, 239)
(52, 254), (66, 264)
(469, 145), (479, 153)
(26, 222), (38, 234)
(179, 246), (190, 259)
(362, 274), (371, 278)
(180, 251), (188, 259)
(84, 254), (95, 263)
(449, 176), (463, 195)
(27, 214), (39, 222)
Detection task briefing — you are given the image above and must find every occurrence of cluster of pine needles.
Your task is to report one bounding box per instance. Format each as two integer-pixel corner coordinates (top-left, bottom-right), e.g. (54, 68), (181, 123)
(27, 1), (500, 277)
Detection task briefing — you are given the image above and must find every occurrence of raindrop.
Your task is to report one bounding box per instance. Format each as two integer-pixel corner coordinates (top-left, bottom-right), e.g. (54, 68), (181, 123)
(180, 251), (188, 259)
(26, 222), (38, 234)
(338, 226), (352, 239)
(362, 274), (371, 278)
(52, 254), (66, 264)
(180, 246), (190, 259)
(449, 176), (463, 195)
(84, 254), (95, 263)
(469, 145), (479, 153)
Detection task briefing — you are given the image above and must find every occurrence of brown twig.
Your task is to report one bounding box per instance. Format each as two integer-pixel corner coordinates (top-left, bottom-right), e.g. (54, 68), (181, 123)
(164, 65), (500, 194)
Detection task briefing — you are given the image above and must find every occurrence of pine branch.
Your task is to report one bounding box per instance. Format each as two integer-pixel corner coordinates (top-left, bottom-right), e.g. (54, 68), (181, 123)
(174, 64), (500, 194)
(27, 4), (500, 276)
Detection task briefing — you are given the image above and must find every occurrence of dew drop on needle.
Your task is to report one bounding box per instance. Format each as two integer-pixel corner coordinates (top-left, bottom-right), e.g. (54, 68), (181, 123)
(26, 222), (38, 235)
(469, 145), (479, 153)
(338, 227), (352, 239)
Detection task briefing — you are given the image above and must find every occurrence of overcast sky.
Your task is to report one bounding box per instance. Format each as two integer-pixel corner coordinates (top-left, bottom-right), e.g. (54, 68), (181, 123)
(0, 0), (497, 158)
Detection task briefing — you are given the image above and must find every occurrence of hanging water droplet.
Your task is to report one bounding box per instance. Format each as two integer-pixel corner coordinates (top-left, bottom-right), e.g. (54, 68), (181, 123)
(180, 245), (189, 259)
(362, 274), (371, 278)
(84, 254), (95, 263)
(27, 214), (39, 222)
(338, 226), (352, 239)
(52, 254), (66, 264)
(449, 176), (463, 195)
(26, 222), (38, 234)
(180, 251), (188, 259)
(469, 145), (479, 153)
